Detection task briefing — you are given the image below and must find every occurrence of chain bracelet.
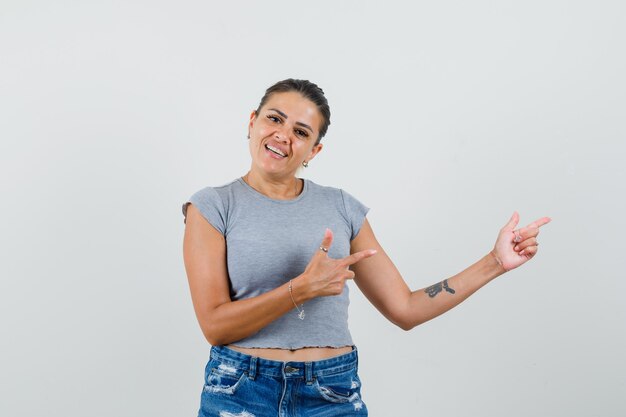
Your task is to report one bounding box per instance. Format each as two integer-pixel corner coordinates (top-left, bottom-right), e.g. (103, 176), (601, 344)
(288, 279), (305, 320)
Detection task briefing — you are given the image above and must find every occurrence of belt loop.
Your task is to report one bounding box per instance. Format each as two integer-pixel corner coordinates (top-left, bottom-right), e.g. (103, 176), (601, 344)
(305, 361), (313, 385)
(248, 356), (258, 380)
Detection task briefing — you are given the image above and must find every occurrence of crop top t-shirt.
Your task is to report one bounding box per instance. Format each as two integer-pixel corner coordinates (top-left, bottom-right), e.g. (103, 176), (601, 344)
(181, 177), (370, 349)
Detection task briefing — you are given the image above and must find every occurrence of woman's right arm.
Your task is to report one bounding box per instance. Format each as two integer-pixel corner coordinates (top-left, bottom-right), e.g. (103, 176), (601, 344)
(183, 204), (376, 346)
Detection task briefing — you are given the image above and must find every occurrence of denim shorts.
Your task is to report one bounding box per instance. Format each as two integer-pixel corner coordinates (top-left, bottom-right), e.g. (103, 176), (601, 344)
(197, 345), (368, 417)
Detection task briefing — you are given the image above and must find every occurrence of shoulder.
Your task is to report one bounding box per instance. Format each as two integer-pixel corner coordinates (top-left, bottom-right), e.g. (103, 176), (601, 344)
(182, 178), (241, 227)
(305, 179), (367, 207)
(304, 178), (345, 199)
(187, 178), (242, 207)
(192, 178), (239, 199)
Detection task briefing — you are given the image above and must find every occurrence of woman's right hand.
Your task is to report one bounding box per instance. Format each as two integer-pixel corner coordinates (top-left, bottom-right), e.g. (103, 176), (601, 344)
(300, 228), (377, 299)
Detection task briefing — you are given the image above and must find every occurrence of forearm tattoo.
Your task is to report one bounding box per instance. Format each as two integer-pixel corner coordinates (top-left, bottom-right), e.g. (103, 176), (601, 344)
(424, 279), (456, 298)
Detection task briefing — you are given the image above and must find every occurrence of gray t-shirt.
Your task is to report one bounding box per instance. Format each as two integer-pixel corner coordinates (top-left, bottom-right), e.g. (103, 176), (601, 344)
(182, 177), (369, 349)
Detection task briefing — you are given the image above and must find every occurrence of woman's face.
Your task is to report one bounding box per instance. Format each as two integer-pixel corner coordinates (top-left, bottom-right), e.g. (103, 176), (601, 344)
(247, 91), (323, 178)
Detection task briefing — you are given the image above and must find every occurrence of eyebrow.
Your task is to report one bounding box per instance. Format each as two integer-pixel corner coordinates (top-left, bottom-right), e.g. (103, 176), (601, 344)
(267, 108), (314, 133)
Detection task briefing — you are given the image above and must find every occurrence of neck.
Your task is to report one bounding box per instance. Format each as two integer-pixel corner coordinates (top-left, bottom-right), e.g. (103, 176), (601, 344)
(243, 170), (302, 200)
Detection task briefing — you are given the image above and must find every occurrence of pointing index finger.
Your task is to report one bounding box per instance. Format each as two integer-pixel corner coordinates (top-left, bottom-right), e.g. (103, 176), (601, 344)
(341, 249), (377, 267)
(526, 216), (552, 229)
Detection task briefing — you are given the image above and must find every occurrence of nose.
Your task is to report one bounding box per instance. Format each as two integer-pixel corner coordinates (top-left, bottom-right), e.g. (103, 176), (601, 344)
(274, 127), (291, 143)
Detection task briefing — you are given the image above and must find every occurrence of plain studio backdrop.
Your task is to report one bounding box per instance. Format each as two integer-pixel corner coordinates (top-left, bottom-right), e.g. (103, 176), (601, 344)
(1, 1), (624, 416)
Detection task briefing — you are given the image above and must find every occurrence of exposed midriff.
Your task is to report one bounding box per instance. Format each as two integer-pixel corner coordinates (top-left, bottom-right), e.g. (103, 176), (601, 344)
(226, 344), (353, 361)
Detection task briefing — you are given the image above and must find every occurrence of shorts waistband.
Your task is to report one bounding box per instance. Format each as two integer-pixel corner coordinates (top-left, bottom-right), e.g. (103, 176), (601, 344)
(209, 345), (359, 380)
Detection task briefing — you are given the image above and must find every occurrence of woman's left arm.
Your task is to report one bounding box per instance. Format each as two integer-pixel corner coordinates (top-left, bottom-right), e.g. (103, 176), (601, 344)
(350, 212), (551, 330)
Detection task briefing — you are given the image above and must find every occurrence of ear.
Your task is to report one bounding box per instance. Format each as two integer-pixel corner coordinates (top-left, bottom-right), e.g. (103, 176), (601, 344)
(305, 142), (323, 163)
(247, 110), (257, 137)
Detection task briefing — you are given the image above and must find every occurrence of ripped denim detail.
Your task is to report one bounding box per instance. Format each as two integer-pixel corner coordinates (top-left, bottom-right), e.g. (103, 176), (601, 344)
(218, 411), (256, 417)
(313, 372), (362, 404)
(204, 363), (247, 395)
(316, 384), (361, 403)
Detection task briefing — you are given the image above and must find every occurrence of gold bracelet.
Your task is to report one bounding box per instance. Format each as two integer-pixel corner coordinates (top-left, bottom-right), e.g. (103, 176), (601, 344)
(288, 279), (305, 320)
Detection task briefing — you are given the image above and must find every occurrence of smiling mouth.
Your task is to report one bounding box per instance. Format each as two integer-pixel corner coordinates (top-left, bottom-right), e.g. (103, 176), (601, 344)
(265, 144), (287, 157)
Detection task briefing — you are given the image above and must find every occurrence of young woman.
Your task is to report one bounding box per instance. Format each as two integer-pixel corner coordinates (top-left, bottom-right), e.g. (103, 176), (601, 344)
(182, 79), (551, 416)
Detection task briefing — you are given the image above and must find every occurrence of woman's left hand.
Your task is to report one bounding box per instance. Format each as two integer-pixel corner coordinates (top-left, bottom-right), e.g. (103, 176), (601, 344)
(491, 211), (551, 272)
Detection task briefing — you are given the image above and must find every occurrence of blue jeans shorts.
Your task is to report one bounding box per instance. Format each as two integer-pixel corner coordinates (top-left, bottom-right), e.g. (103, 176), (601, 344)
(197, 345), (368, 417)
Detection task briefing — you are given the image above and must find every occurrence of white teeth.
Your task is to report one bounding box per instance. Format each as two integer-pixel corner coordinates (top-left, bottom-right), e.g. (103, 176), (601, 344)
(266, 144), (286, 157)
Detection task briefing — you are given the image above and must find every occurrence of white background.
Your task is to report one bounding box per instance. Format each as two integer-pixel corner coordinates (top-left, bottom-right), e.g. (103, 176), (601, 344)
(1, 1), (624, 416)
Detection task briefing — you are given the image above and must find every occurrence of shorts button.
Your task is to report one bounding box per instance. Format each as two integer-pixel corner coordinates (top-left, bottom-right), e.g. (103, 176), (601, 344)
(285, 365), (298, 373)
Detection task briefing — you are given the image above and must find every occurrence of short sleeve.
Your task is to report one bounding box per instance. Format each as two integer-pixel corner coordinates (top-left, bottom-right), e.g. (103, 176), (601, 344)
(181, 187), (226, 235)
(340, 189), (370, 240)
